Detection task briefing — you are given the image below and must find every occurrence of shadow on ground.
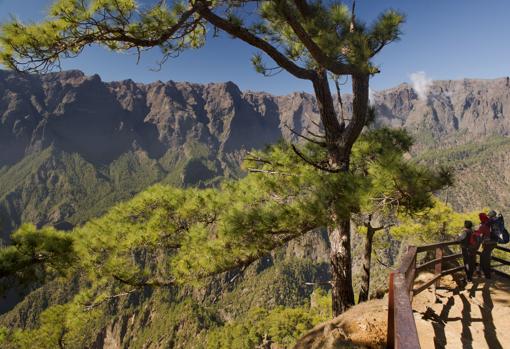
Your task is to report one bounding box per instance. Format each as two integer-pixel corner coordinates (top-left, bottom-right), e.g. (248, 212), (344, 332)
(413, 274), (510, 349)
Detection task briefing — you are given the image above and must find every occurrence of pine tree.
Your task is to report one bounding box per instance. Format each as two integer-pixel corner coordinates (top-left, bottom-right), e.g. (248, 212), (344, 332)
(0, 224), (75, 282)
(0, 0), (404, 314)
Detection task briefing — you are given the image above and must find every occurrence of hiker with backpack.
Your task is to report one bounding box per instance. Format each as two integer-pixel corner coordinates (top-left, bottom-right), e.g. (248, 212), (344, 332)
(457, 220), (478, 282)
(477, 210), (509, 279)
(488, 210), (510, 244)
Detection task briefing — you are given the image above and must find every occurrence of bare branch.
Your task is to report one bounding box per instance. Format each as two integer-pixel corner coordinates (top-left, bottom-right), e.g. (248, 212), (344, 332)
(83, 289), (138, 311)
(305, 128), (326, 139)
(247, 168), (294, 176)
(308, 116), (323, 129)
(291, 144), (340, 173)
(285, 124), (327, 146)
(350, 0), (356, 32)
(376, 257), (391, 269)
(305, 281), (332, 286)
(245, 152), (285, 167)
(112, 274), (175, 287)
(228, 263), (251, 284)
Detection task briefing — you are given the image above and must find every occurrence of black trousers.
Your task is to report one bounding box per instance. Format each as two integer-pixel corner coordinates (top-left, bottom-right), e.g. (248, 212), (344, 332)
(480, 243), (496, 278)
(461, 247), (476, 280)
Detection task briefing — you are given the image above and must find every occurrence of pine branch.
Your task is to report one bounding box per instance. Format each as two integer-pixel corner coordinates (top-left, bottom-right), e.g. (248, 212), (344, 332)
(204, 222), (319, 279)
(197, 2), (315, 80)
(275, 0), (355, 75)
(5, 4), (203, 72)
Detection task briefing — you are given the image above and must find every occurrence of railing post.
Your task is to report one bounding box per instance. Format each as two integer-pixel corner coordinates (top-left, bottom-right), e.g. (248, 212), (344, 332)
(408, 253), (416, 299)
(434, 247), (443, 294)
(387, 271), (395, 349)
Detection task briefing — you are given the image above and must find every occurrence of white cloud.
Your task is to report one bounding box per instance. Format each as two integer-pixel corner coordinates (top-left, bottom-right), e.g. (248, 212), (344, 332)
(368, 88), (376, 105)
(409, 71), (432, 101)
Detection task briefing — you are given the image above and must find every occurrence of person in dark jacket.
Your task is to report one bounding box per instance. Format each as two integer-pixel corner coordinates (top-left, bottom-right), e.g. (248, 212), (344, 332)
(478, 212), (497, 279)
(458, 220), (477, 282)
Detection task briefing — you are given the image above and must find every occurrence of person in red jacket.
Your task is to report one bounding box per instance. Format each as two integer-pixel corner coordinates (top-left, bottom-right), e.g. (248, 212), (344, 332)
(478, 212), (497, 279)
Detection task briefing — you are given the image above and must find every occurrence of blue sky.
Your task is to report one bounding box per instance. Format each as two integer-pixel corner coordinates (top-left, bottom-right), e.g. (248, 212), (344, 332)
(0, 0), (509, 95)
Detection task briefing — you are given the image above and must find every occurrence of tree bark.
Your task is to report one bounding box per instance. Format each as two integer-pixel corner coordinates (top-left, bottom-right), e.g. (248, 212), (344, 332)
(341, 73), (370, 162)
(311, 70), (351, 315)
(311, 69), (343, 156)
(358, 226), (375, 303)
(329, 214), (355, 315)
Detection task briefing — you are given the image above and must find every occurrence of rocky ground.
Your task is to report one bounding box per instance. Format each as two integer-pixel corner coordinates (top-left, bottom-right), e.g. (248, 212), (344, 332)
(293, 297), (388, 349)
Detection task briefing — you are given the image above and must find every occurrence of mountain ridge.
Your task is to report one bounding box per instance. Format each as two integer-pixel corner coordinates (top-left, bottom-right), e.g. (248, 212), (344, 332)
(1, 70), (510, 240)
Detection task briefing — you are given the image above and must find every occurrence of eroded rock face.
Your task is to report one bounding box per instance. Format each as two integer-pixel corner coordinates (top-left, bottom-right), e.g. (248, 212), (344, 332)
(0, 70), (312, 168)
(2, 71), (510, 169)
(372, 78), (510, 142)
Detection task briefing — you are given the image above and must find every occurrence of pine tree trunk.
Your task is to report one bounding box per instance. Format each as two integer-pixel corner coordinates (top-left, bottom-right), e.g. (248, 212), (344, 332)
(311, 70), (370, 316)
(358, 226), (375, 303)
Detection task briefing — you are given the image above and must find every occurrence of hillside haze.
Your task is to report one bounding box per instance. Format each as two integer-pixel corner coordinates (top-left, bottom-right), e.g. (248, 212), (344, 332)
(1, 70), (510, 240)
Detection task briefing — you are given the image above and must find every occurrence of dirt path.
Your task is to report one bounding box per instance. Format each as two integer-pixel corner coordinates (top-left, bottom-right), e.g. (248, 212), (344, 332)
(413, 275), (510, 349)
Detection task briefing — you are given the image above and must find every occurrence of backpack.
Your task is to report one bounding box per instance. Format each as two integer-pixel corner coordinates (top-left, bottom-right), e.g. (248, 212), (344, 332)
(490, 214), (510, 244)
(468, 230), (482, 247)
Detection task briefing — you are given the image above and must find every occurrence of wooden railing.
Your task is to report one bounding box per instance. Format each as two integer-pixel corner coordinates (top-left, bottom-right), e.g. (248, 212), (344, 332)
(387, 241), (510, 349)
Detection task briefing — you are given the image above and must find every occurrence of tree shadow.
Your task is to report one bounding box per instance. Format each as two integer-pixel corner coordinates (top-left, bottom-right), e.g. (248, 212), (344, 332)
(458, 293), (473, 349)
(420, 295), (455, 349)
(468, 279), (480, 298)
(480, 282), (503, 349)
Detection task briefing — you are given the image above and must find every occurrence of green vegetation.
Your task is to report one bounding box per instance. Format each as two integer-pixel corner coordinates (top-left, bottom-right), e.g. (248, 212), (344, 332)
(206, 289), (331, 349)
(415, 136), (510, 214)
(391, 199), (481, 245)
(0, 285), (331, 349)
(0, 128), (459, 348)
(2, 3), (499, 344)
(416, 136), (510, 167)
